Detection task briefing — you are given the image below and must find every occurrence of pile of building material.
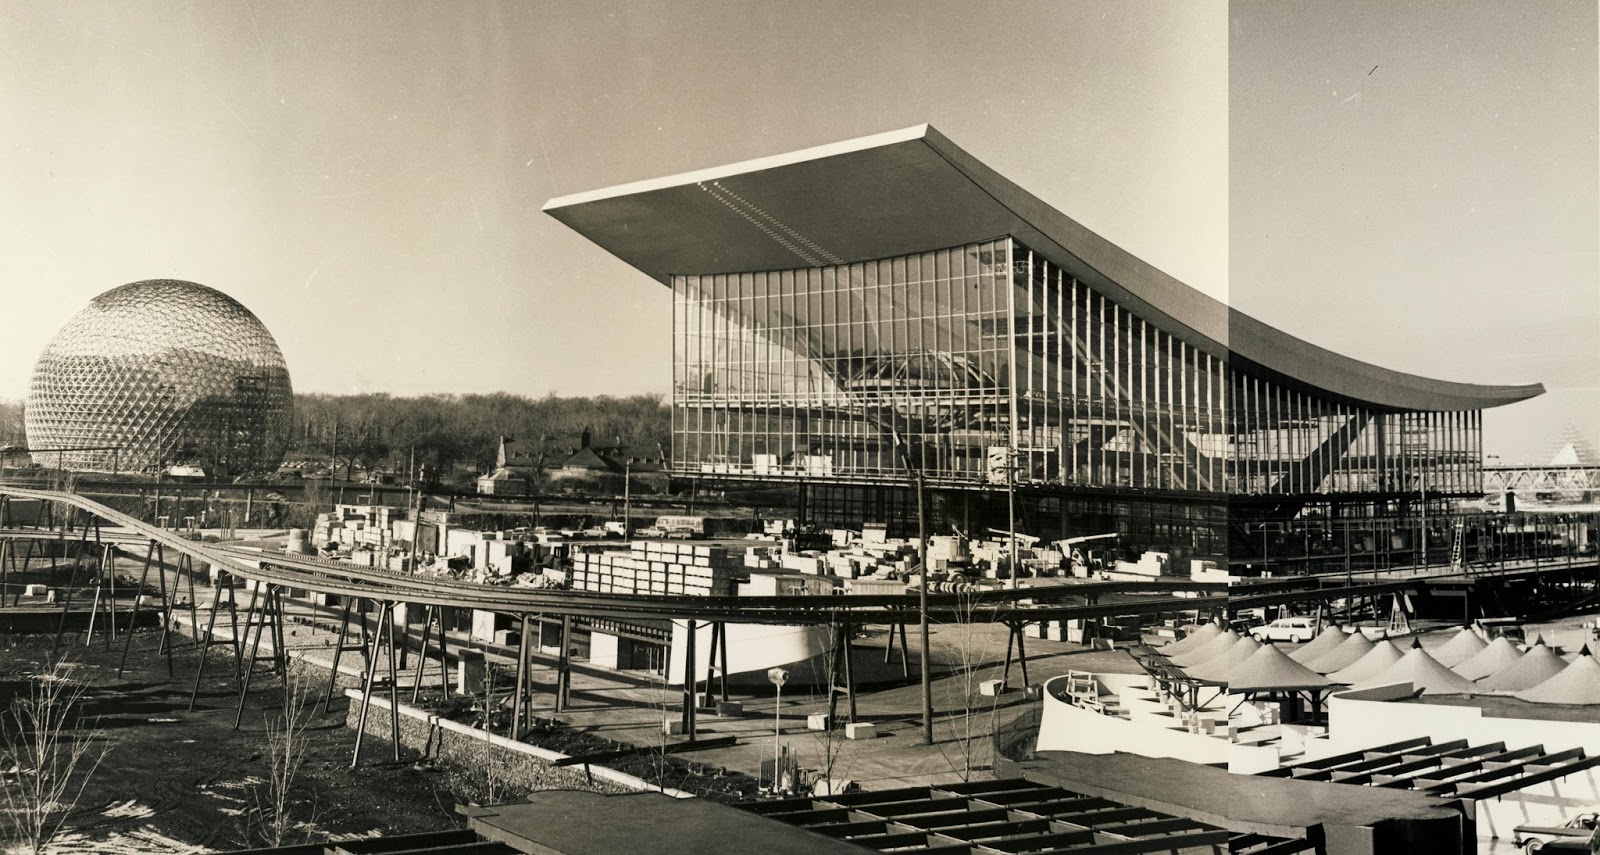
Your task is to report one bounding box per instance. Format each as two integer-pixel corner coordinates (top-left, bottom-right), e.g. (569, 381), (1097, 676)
(965, 536), (1065, 580)
(744, 544), (782, 570)
(571, 542), (740, 596)
(311, 504), (416, 553)
(1106, 551), (1174, 580)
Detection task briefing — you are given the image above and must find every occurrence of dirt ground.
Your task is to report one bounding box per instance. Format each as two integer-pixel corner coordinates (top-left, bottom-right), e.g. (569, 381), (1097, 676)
(1, 629), (496, 854)
(0, 546), (1167, 853)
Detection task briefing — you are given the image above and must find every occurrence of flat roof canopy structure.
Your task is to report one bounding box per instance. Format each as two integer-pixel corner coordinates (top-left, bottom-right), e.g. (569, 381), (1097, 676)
(546, 125), (1541, 413)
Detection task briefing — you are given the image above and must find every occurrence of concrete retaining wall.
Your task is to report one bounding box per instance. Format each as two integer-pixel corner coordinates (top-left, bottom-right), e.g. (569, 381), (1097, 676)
(342, 688), (695, 799)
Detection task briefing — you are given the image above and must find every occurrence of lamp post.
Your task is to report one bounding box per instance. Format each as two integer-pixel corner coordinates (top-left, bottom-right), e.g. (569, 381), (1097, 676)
(891, 428), (933, 745)
(1419, 475), (1427, 573)
(1007, 447), (1019, 590)
(767, 667), (789, 794)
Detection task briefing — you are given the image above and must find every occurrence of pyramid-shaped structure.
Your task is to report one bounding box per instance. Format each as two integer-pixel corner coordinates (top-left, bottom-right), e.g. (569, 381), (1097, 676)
(1288, 626), (1347, 664)
(1327, 639), (1405, 685)
(1515, 650), (1600, 705)
(1228, 644), (1334, 693)
(1162, 621), (1222, 656)
(1171, 628), (1240, 667)
(1185, 636), (1261, 684)
(1478, 641), (1568, 692)
(1355, 643), (1477, 695)
(1431, 627), (1487, 668)
(1304, 631), (1376, 675)
(1453, 636), (1524, 681)
(1547, 423), (1596, 466)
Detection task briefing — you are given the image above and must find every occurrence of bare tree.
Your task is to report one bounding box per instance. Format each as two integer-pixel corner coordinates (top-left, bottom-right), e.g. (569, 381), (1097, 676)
(935, 586), (1002, 782)
(243, 667), (316, 848)
(805, 620), (853, 796)
(0, 661), (110, 854)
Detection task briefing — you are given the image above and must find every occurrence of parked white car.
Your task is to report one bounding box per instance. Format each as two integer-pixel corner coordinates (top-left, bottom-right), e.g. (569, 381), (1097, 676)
(1249, 617), (1317, 644)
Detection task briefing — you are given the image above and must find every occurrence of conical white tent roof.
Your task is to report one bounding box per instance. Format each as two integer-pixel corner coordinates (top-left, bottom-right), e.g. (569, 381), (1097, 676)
(1478, 641), (1568, 692)
(1288, 626), (1347, 664)
(1184, 636), (1261, 684)
(1431, 627), (1488, 668)
(1515, 650), (1600, 705)
(1327, 639), (1406, 685)
(1162, 621), (1223, 656)
(1355, 643), (1478, 695)
(1229, 643), (1334, 693)
(1304, 631), (1376, 674)
(1453, 636), (1524, 681)
(1171, 628), (1240, 667)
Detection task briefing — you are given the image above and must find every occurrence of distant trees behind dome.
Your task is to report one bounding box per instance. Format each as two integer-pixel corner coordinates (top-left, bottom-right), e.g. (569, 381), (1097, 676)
(0, 400), (21, 445)
(1, 392), (671, 483)
(287, 391), (670, 481)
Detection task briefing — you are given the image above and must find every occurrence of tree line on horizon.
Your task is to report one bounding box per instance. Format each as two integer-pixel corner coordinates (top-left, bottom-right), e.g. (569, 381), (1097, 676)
(0, 392), (672, 479)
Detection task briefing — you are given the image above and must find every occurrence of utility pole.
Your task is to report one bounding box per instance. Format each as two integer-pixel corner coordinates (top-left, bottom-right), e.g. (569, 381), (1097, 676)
(623, 460), (633, 536)
(1008, 449), (1019, 590)
(329, 418), (339, 512)
(891, 428), (933, 745)
(914, 467), (931, 745)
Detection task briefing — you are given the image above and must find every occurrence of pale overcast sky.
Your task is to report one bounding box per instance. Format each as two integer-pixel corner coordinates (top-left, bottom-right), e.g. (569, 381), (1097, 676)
(1, 1), (1225, 395)
(2, 1), (1593, 462)
(1233, 1), (1598, 463)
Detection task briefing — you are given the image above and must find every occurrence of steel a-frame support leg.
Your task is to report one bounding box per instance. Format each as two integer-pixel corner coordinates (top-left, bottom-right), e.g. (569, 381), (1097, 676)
(511, 614), (531, 739)
(883, 620), (911, 678)
(233, 583), (288, 728)
(117, 539), (158, 677)
(85, 547), (113, 648)
(322, 597), (355, 713)
(153, 542), (176, 677)
(233, 582), (270, 730)
(385, 607), (401, 762)
(1001, 622), (1031, 689)
(827, 623), (858, 725)
(409, 604), (434, 706)
(554, 614), (571, 713)
(188, 571), (229, 712)
(680, 618), (697, 740)
(49, 522), (97, 658)
(351, 600), (400, 768)
(178, 552), (201, 645)
(406, 604), (453, 706)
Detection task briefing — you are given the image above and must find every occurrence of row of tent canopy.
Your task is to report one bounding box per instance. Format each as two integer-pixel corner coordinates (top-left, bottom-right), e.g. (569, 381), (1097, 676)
(1160, 622), (1600, 704)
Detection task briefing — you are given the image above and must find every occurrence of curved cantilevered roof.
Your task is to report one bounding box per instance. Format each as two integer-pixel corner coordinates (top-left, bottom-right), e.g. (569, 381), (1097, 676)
(544, 125), (1542, 412)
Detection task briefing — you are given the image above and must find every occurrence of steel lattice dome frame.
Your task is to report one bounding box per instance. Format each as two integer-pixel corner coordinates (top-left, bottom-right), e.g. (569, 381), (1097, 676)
(25, 280), (294, 475)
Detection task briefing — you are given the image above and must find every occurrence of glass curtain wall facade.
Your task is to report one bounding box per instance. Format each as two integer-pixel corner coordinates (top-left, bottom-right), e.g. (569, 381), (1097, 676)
(671, 237), (1483, 500)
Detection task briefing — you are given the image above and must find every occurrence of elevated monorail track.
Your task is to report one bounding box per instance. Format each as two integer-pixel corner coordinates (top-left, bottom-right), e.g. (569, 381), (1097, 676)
(0, 486), (1228, 626)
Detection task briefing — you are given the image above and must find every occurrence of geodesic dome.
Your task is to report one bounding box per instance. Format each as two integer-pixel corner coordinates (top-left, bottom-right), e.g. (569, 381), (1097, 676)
(25, 280), (293, 475)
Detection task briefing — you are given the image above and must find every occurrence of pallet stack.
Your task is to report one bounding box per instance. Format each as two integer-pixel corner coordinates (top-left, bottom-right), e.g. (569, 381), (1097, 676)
(311, 505), (399, 551)
(571, 542), (740, 596)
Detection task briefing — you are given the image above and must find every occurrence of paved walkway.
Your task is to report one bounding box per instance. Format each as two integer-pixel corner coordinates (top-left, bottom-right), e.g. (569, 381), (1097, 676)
(134, 546), (1146, 794)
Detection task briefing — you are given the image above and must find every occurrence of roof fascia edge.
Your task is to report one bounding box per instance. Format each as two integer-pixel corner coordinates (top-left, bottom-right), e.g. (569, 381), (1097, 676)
(542, 125), (934, 214)
(915, 127), (1542, 411)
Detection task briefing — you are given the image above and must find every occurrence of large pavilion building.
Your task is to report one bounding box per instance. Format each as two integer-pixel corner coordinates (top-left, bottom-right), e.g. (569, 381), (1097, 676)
(546, 125), (1541, 565)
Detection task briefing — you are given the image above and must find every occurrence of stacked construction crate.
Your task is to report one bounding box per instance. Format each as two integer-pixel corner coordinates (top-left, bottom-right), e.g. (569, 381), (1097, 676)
(570, 542), (740, 596)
